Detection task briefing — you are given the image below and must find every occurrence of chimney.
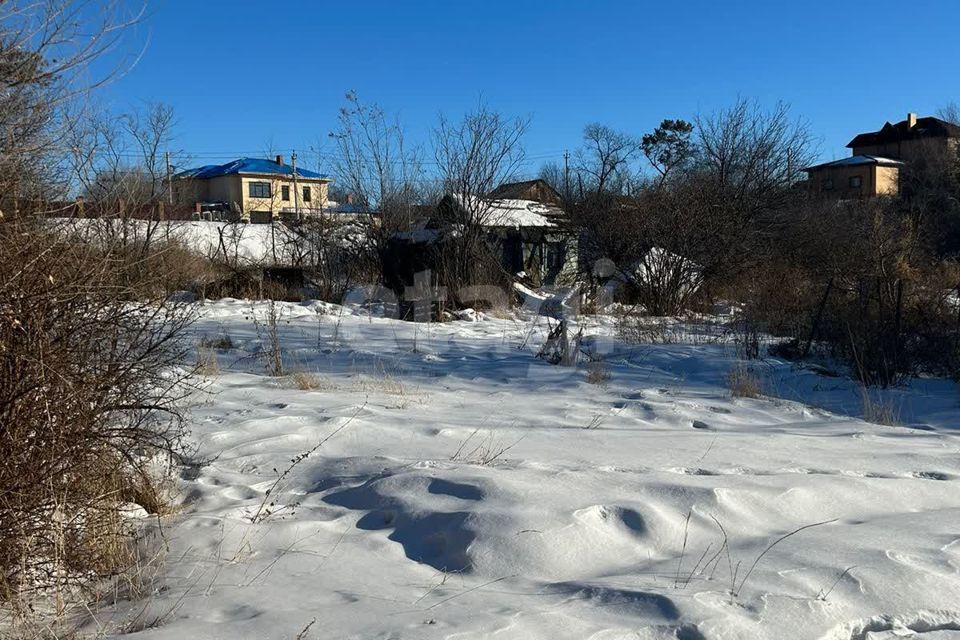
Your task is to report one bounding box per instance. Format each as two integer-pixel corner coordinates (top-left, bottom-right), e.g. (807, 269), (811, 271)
(346, 193), (354, 205)
(275, 154), (284, 166)
(907, 112), (917, 129)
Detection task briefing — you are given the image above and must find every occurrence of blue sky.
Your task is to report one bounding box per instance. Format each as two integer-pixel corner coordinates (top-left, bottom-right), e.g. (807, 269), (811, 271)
(103, 0), (960, 176)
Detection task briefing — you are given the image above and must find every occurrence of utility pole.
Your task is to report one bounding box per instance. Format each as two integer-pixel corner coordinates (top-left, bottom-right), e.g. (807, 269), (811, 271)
(291, 151), (300, 222)
(165, 150), (173, 205)
(563, 150), (570, 202)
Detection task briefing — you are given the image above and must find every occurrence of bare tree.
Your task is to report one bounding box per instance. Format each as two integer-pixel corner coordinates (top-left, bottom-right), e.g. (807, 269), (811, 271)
(328, 92), (423, 211)
(432, 104), (529, 297)
(568, 100), (815, 315)
(937, 101), (960, 126)
(537, 160), (566, 199)
(70, 102), (181, 203)
(327, 91), (426, 285)
(898, 144), (960, 249)
(60, 101), (186, 277)
(575, 123), (639, 197)
(0, 0), (146, 218)
(694, 99), (815, 217)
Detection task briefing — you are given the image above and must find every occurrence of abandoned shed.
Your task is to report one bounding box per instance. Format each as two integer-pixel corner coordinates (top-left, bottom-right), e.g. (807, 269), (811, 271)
(384, 183), (578, 300)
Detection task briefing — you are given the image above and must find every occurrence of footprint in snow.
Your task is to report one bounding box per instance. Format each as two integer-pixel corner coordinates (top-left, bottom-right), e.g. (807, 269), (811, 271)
(912, 471), (953, 481)
(821, 610), (960, 640)
(573, 505), (647, 535)
(545, 581), (677, 619)
(668, 467), (720, 476)
(427, 478), (483, 501)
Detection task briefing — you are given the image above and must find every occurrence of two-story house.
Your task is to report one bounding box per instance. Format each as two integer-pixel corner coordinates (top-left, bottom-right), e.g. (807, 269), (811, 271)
(173, 156), (331, 223)
(805, 113), (960, 199)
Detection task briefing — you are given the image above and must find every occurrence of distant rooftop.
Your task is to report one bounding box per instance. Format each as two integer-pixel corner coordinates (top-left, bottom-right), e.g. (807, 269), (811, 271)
(175, 157), (329, 180)
(487, 178), (562, 204)
(804, 154), (905, 172)
(847, 115), (960, 149)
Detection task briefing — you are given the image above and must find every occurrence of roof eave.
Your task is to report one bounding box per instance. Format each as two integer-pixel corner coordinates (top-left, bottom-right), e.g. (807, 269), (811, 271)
(234, 171), (331, 181)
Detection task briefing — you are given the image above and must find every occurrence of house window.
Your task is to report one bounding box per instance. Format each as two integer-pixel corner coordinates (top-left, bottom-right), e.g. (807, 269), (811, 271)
(281, 185), (290, 201)
(302, 186), (312, 202)
(821, 178), (834, 191)
(249, 181), (271, 198)
(849, 176), (862, 188)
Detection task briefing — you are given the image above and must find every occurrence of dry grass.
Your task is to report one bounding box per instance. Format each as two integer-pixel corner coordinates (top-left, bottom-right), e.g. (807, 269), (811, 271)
(450, 428), (524, 466)
(727, 365), (762, 398)
(195, 347), (220, 377)
(0, 468), (176, 639)
(861, 389), (900, 426)
(483, 304), (518, 320)
(617, 313), (724, 346)
(585, 360), (612, 386)
(197, 333), (234, 350)
(287, 370), (329, 391)
(352, 361), (406, 396)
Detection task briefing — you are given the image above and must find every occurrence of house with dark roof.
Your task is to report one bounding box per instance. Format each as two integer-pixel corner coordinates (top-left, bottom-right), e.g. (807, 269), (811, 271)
(384, 182), (578, 297)
(847, 114), (960, 160)
(173, 155), (331, 223)
(805, 113), (960, 199)
(487, 179), (563, 205)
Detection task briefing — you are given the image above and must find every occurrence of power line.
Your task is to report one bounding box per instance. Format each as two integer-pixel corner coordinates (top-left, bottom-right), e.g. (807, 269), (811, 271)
(94, 147), (570, 160)
(83, 149), (572, 172)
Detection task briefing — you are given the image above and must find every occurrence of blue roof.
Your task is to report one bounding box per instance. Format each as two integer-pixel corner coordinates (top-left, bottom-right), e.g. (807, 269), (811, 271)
(174, 157), (328, 180)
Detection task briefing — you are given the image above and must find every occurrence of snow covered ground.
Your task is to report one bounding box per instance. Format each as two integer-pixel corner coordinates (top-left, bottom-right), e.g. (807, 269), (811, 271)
(51, 218), (352, 266)
(91, 300), (960, 639)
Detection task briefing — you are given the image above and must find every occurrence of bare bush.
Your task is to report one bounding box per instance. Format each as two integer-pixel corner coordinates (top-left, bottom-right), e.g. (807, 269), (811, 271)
(327, 92), (426, 290)
(0, 0), (199, 627)
(567, 100), (814, 317)
(0, 221), (194, 608)
(727, 365), (762, 398)
(198, 333), (234, 351)
(616, 312), (725, 345)
(860, 389), (900, 426)
(450, 428), (524, 466)
(536, 320), (583, 366)
(433, 104), (529, 300)
(585, 359), (611, 386)
(195, 347), (221, 377)
(743, 197), (960, 385)
(251, 299), (286, 376)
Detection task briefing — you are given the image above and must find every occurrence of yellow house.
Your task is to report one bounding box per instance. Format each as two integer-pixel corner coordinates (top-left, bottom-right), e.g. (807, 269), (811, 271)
(173, 155), (331, 223)
(804, 155), (904, 198)
(805, 113), (960, 199)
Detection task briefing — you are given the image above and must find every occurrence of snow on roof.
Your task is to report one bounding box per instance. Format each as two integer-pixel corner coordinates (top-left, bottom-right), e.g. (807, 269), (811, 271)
(804, 154), (905, 171)
(450, 194), (560, 228)
(175, 158), (329, 180)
